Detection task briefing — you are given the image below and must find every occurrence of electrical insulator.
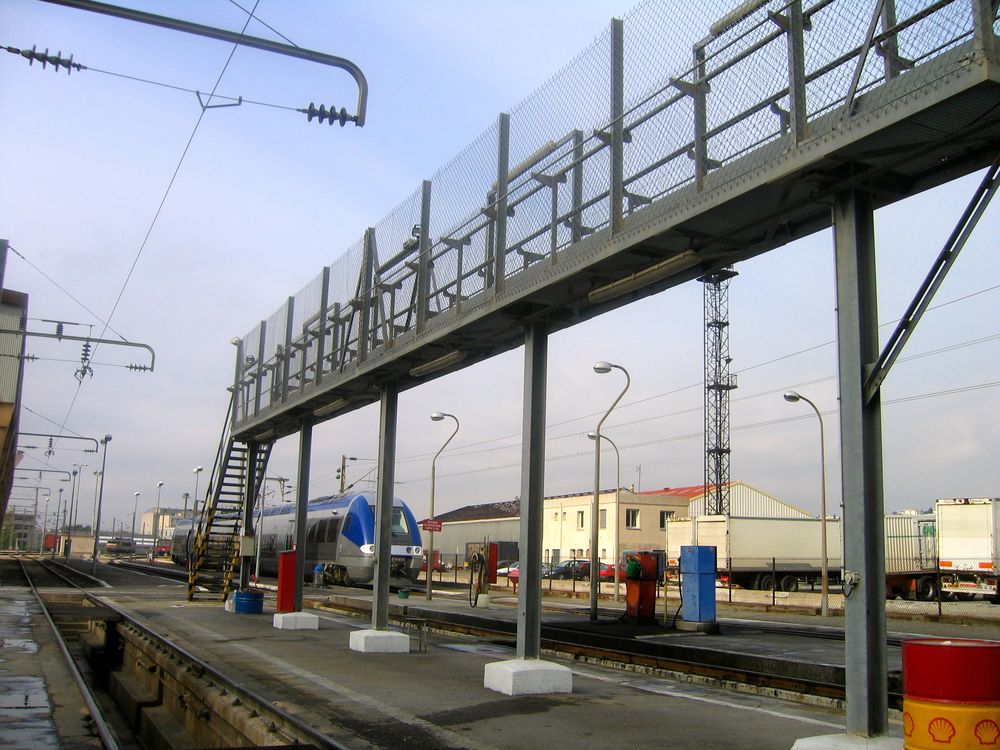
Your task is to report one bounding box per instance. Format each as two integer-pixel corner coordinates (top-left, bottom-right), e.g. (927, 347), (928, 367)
(301, 102), (353, 127)
(3, 45), (86, 74)
(127, 363), (150, 372)
(80, 340), (92, 363)
(55, 322), (64, 338)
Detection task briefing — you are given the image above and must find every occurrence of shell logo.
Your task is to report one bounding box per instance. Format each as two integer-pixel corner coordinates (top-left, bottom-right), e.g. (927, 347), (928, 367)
(975, 719), (1000, 745)
(903, 713), (915, 737)
(928, 717), (956, 743)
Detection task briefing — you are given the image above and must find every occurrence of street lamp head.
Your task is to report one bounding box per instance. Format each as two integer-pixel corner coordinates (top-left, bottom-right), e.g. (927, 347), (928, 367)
(134, 491), (140, 498)
(587, 432), (597, 440)
(593, 361), (614, 374)
(430, 412), (446, 421)
(157, 481), (164, 488)
(194, 466), (203, 473)
(102, 434), (112, 444)
(783, 391), (802, 403)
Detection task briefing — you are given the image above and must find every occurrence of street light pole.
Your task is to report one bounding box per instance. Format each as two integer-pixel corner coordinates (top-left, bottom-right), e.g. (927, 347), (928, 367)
(783, 391), (829, 617)
(589, 431), (621, 603)
(591, 361), (630, 622)
(427, 412), (459, 602)
(154, 481), (164, 542)
(132, 492), (140, 539)
(91, 435), (112, 575)
(71, 463), (88, 529)
(192, 466), (203, 519)
(52, 487), (64, 558)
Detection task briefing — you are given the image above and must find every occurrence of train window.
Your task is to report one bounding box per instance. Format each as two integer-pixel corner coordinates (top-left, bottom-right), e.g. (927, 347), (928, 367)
(391, 508), (408, 535)
(314, 519), (329, 543)
(306, 521), (319, 544)
(342, 515), (353, 535)
(327, 518), (342, 543)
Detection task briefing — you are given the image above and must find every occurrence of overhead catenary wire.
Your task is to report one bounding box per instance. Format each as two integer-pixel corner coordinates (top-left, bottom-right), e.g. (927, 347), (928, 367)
(5, 4), (263, 481)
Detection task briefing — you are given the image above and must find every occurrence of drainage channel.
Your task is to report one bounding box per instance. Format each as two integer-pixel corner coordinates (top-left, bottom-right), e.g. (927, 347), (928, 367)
(41, 589), (350, 749)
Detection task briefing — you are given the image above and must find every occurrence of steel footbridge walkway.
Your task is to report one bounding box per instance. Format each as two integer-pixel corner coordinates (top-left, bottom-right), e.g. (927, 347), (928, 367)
(217, 0), (1000, 738)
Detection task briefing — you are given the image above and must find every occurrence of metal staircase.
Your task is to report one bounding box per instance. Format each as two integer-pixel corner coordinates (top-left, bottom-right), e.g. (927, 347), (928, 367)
(187, 397), (272, 601)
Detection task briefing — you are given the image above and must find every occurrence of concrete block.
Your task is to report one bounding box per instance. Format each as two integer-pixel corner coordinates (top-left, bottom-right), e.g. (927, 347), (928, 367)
(349, 629), (410, 653)
(271, 612), (319, 630)
(483, 659), (573, 696)
(791, 734), (903, 749)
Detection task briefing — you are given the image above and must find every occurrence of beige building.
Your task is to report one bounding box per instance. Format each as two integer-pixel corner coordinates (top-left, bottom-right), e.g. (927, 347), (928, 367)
(433, 481), (808, 566)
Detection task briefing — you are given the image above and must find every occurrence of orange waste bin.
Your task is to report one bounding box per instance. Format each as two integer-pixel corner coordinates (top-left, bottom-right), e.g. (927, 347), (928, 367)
(902, 638), (1000, 749)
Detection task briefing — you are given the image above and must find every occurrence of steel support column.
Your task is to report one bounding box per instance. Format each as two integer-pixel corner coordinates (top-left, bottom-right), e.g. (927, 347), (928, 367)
(240, 440), (260, 591)
(833, 188), (887, 736)
(517, 322), (548, 659)
(371, 382), (398, 630)
(281, 296), (294, 403)
(493, 113), (510, 294)
(293, 423), (313, 613)
(416, 180), (432, 332)
(314, 266), (330, 388)
(610, 18), (624, 234)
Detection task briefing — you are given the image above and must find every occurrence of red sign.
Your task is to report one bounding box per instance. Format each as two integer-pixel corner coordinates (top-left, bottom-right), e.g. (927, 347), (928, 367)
(420, 519), (443, 532)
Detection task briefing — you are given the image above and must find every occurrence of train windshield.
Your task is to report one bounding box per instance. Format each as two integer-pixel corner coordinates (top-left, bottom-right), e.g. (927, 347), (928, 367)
(367, 505), (410, 538)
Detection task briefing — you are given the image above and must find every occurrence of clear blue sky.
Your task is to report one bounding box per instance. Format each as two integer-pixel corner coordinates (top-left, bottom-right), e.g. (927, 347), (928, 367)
(2, 0), (997, 533)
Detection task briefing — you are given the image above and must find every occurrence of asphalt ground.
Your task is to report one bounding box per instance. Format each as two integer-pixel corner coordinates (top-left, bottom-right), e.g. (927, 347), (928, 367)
(8, 557), (998, 750)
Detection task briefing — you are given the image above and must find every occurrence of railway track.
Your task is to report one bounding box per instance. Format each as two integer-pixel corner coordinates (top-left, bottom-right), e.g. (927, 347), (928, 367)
(5, 557), (352, 749)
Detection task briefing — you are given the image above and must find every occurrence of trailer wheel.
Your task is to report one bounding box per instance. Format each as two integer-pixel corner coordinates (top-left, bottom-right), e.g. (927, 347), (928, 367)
(915, 576), (936, 601)
(756, 573), (774, 591)
(779, 574), (799, 592)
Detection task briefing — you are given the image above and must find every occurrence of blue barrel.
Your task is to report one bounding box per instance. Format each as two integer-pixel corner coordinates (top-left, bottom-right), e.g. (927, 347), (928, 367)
(233, 591), (264, 614)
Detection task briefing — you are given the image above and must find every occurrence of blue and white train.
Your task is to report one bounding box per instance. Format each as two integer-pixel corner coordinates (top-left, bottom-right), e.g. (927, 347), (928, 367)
(171, 492), (423, 586)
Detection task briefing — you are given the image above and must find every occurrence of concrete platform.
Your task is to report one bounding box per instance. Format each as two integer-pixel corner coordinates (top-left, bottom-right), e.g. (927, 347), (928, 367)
(45, 559), (1000, 749)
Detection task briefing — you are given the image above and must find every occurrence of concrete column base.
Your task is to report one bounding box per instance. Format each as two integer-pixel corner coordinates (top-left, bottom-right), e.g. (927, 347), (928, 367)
(349, 629), (410, 653)
(484, 659), (572, 696)
(791, 734), (902, 749)
(272, 612), (319, 630)
(675, 619), (720, 634)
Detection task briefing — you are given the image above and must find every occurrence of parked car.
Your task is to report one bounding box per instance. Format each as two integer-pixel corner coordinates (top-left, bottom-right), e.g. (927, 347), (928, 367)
(545, 559), (589, 580)
(597, 562), (621, 582)
(496, 561), (519, 576)
(506, 562), (552, 584)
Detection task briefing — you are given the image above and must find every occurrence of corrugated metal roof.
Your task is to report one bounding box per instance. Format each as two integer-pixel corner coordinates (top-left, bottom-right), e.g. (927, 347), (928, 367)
(437, 499), (520, 523)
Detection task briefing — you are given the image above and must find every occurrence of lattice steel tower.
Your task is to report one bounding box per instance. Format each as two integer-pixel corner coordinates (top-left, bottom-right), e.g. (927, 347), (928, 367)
(703, 268), (738, 515)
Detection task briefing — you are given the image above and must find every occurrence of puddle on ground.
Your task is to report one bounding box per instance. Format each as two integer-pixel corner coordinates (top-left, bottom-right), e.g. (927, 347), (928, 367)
(0, 639), (39, 653)
(440, 642), (515, 657)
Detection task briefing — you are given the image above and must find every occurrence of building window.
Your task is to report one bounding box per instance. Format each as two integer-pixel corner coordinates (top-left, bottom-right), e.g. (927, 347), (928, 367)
(626, 508), (639, 529)
(576, 510), (585, 529)
(659, 510), (674, 530)
(599, 508), (607, 529)
(554, 512), (559, 521)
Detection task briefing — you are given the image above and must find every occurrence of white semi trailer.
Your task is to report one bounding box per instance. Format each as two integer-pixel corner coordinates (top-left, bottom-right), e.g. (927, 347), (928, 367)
(937, 497), (999, 602)
(665, 511), (940, 599)
(664, 515), (843, 592)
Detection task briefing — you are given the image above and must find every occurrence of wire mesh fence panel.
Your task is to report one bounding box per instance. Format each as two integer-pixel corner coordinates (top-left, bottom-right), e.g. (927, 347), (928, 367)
(426, 126), (499, 313)
(230, 0), (987, 433)
(288, 271), (325, 397)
